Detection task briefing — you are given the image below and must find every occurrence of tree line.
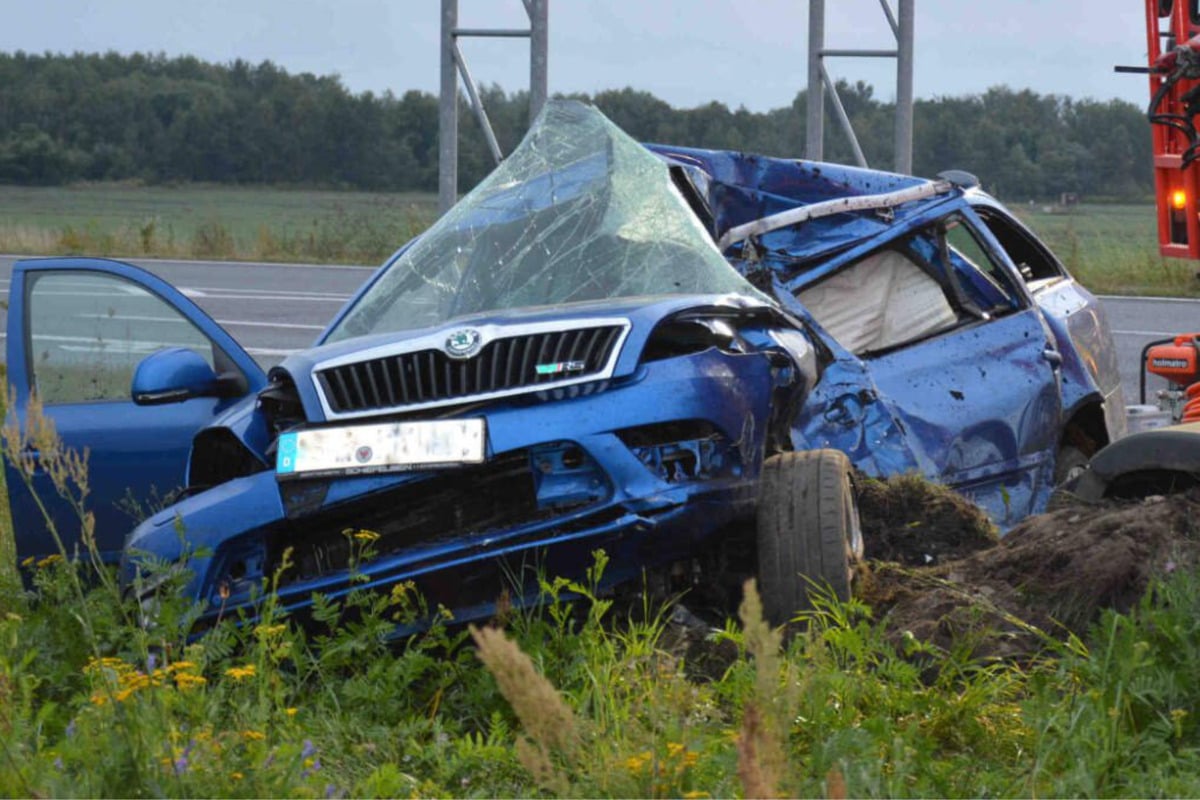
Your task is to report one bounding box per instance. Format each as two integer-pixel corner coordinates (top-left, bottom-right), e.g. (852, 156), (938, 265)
(0, 50), (1153, 201)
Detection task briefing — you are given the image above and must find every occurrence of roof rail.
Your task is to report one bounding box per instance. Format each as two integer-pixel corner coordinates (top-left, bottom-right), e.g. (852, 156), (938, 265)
(716, 178), (955, 252)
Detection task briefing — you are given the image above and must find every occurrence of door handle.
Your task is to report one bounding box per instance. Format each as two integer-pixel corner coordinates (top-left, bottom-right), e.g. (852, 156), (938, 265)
(1042, 348), (1063, 369)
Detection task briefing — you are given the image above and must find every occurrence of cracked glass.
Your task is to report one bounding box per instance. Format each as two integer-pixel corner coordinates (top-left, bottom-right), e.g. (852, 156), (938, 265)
(326, 101), (761, 343)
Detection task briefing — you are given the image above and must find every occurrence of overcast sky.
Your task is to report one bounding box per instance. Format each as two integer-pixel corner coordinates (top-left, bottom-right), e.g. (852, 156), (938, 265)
(0, 1), (1153, 111)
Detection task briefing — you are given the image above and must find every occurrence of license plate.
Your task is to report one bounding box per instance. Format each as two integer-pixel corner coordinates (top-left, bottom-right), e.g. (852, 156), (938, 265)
(276, 419), (486, 478)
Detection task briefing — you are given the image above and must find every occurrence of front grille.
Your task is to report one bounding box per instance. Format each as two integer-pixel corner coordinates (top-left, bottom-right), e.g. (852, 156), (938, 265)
(276, 452), (540, 583)
(317, 325), (624, 414)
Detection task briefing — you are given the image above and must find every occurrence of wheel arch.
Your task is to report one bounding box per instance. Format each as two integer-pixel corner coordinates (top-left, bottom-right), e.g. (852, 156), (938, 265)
(1070, 423), (1200, 501)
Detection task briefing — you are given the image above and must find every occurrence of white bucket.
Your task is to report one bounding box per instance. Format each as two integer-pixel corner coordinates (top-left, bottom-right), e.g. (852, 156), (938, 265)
(1126, 404), (1173, 435)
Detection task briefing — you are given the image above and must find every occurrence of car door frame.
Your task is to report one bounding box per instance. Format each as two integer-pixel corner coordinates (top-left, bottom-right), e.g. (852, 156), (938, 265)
(784, 201), (1065, 525)
(5, 256), (267, 563)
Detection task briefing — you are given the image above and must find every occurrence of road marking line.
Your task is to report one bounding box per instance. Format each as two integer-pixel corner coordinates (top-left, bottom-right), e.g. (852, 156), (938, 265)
(180, 285), (353, 298)
(218, 319), (323, 331)
(71, 313), (324, 331)
(180, 293), (347, 303)
(1101, 295), (1200, 303)
(1113, 329), (1180, 336)
(0, 254), (379, 271)
(246, 347), (299, 356)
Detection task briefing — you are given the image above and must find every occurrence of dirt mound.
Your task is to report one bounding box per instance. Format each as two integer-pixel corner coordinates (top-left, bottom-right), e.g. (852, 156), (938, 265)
(859, 488), (1200, 660)
(857, 473), (998, 565)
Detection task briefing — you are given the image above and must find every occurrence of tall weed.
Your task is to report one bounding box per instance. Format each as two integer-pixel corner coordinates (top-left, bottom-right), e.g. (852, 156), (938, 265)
(3, 405), (1200, 795)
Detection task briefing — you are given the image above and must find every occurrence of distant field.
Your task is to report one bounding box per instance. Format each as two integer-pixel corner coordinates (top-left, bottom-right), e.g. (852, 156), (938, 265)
(0, 184), (1194, 296)
(1013, 203), (1200, 297)
(0, 184), (438, 265)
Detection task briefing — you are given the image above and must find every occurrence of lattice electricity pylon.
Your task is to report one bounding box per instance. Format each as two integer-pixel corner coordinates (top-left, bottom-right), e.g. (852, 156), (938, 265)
(438, 0), (549, 214)
(805, 0), (914, 173)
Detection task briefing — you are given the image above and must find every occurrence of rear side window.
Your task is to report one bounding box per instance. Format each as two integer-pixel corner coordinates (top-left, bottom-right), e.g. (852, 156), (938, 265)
(973, 207), (1065, 285)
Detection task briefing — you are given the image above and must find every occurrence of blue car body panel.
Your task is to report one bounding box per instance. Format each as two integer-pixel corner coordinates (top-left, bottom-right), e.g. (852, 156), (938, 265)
(5, 257), (266, 563)
(3, 102), (1125, 628)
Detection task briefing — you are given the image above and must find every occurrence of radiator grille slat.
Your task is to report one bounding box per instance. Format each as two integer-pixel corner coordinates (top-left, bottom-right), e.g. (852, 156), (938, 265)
(317, 324), (623, 414)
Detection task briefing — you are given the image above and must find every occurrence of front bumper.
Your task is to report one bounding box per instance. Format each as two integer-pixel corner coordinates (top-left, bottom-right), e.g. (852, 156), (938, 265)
(123, 347), (776, 626)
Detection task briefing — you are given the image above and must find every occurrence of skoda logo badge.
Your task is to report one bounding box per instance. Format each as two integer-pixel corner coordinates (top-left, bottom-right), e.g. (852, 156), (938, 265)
(445, 328), (482, 358)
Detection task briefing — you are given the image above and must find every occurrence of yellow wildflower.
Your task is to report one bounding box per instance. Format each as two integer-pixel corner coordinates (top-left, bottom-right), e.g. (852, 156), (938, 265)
(682, 792), (710, 799)
(20, 556), (35, 567)
(114, 688), (135, 703)
(624, 751), (651, 773)
(351, 529), (380, 542)
(84, 656), (129, 675)
(231, 772), (244, 781)
(36, 554), (62, 569)
(89, 693), (108, 706)
(254, 623), (287, 639)
(173, 672), (207, 690)
(241, 730), (266, 741)
(224, 664), (257, 681)
(167, 661), (197, 673)
(667, 742), (685, 758)
(286, 707), (298, 717)
(390, 580), (417, 602)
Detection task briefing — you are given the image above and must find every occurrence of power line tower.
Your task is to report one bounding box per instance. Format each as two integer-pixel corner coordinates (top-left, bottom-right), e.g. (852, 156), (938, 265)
(806, 0), (914, 173)
(438, 0), (549, 214)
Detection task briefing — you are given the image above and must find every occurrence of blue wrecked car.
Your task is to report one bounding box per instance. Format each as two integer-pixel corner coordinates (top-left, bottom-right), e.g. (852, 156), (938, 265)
(5, 101), (1124, 625)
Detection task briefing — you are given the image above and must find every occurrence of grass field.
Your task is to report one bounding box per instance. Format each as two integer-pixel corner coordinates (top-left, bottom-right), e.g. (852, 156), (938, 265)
(0, 184), (438, 265)
(0, 184), (1195, 296)
(1014, 203), (1200, 297)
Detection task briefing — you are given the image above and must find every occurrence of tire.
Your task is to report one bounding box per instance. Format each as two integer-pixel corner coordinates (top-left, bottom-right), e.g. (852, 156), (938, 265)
(1053, 444), (1089, 487)
(756, 449), (863, 626)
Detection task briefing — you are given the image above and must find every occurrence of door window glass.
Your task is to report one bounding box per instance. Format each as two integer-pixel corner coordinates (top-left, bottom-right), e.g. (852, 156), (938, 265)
(28, 272), (215, 404)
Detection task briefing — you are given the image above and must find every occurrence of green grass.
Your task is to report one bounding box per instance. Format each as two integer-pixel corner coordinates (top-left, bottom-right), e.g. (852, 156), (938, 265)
(1013, 203), (1200, 297)
(0, 184), (438, 265)
(1, 185), (1195, 296)
(3, 410), (1200, 796)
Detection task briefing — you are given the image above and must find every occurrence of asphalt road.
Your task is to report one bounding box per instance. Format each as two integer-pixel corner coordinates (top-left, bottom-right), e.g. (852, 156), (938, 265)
(0, 253), (1196, 406)
(0, 255), (375, 367)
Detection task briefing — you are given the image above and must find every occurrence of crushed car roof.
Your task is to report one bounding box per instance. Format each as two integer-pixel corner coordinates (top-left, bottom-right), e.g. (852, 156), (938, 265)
(645, 142), (961, 267)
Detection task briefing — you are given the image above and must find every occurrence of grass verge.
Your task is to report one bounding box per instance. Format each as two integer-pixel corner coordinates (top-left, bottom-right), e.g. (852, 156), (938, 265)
(0, 185), (1193, 298)
(0, 184), (438, 266)
(1, 404), (1198, 797)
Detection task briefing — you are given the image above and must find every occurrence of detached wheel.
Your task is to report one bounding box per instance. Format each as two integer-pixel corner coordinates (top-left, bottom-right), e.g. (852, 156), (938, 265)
(756, 449), (863, 626)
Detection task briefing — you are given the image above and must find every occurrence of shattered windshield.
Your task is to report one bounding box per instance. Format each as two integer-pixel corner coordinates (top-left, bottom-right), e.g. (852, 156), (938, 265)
(326, 101), (761, 343)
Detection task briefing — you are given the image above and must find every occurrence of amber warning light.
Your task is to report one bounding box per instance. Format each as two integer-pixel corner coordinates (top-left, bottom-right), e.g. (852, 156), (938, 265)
(1169, 187), (1190, 245)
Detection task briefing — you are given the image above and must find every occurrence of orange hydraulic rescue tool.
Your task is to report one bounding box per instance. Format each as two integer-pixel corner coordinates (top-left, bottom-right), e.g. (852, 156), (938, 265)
(1142, 333), (1200, 422)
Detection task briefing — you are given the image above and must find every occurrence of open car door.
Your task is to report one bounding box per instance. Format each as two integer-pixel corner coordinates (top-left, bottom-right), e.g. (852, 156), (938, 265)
(5, 257), (267, 565)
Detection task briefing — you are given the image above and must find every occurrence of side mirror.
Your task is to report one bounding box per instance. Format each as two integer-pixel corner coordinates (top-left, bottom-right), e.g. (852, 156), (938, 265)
(132, 347), (223, 406)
